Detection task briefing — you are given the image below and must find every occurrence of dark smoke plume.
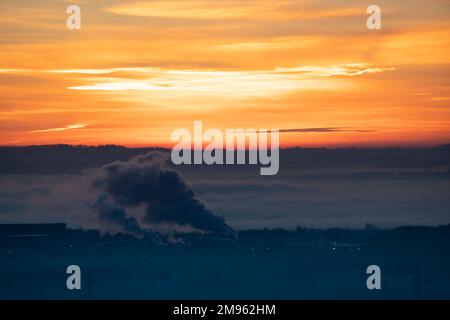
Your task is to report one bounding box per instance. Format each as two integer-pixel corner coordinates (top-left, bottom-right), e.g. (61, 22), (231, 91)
(92, 194), (144, 236)
(92, 151), (234, 236)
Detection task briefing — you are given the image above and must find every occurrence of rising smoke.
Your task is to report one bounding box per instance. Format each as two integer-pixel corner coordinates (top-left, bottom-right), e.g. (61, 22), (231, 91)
(91, 151), (234, 237)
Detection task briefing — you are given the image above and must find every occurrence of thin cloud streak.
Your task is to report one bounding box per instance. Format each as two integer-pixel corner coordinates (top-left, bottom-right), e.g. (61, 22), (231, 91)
(107, 1), (363, 21)
(30, 124), (86, 133)
(275, 64), (396, 77)
(278, 127), (376, 133)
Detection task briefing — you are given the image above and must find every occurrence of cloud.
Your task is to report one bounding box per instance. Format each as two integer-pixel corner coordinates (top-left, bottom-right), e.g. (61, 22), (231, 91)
(275, 64), (396, 77)
(63, 64), (393, 98)
(278, 127), (376, 133)
(66, 68), (339, 96)
(194, 180), (301, 195)
(69, 82), (156, 91)
(46, 67), (158, 75)
(106, 1), (362, 21)
(0, 68), (31, 74)
(0, 65), (395, 99)
(29, 123), (86, 133)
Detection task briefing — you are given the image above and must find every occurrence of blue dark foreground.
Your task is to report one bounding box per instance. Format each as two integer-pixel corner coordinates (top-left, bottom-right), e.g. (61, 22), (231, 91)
(1, 224), (450, 300)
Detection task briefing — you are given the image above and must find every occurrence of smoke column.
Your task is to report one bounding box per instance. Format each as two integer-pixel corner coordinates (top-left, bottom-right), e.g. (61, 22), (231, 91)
(92, 151), (234, 236)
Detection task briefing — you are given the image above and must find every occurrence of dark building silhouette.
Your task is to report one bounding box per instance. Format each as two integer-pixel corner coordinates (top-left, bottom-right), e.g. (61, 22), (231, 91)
(0, 223), (66, 237)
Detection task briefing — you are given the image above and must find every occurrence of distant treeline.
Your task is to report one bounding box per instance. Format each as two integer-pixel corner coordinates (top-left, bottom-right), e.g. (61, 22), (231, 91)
(0, 144), (449, 174)
(0, 145), (166, 174)
(237, 224), (450, 251)
(2, 223), (449, 251)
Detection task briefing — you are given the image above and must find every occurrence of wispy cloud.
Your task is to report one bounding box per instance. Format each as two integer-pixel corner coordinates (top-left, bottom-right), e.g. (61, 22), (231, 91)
(30, 123), (86, 133)
(278, 127), (376, 133)
(46, 67), (158, 75)
(69, 82), (157, 91)
(63, 64), (394, 98)
(0, 68), (31, 74)
(0, 64), (396, 80)
(66, 68), (340, 97)
(275, 64), (396, 77)
(107, 1), (362, 21)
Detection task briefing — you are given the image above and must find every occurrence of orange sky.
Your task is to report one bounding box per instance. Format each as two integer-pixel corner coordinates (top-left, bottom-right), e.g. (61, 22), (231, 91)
(0, 0), (449, 147)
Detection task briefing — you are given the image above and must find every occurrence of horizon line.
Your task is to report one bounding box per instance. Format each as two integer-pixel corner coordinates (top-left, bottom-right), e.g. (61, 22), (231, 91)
(1, 143), (449, 150)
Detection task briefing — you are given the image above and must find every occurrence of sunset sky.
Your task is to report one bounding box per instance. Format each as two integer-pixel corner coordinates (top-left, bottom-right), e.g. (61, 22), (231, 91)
(0, 0), (449, 147)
